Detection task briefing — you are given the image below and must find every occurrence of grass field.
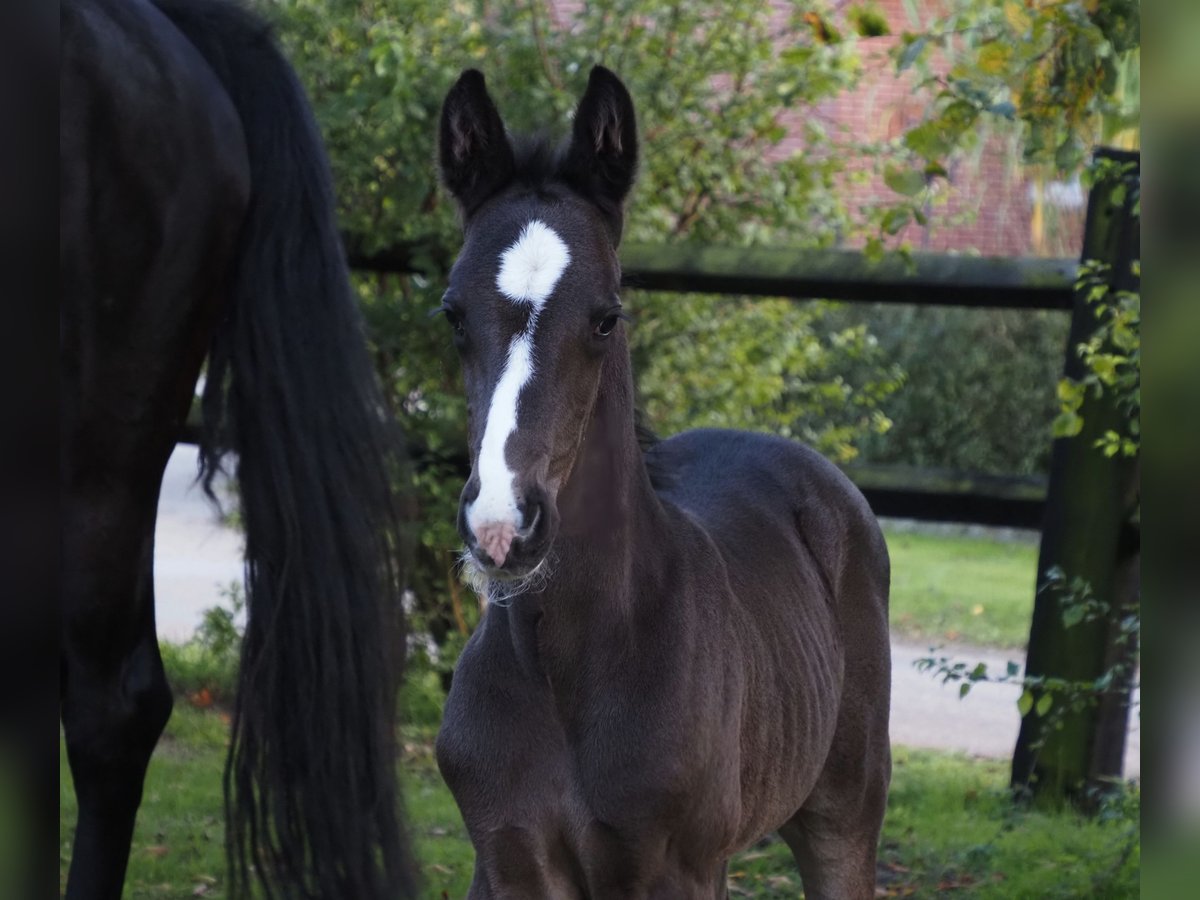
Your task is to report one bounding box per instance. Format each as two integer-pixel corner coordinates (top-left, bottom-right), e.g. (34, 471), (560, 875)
(883, 526), (1038, 649)
(60, 707), (1137, 899)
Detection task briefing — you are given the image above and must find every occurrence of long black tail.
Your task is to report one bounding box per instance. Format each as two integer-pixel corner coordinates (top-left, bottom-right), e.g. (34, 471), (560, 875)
(153, 2), (415, 897)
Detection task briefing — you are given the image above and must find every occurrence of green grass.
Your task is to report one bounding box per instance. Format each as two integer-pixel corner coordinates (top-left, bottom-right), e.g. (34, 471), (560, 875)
(61, 707), (1137, 898)
(884, 526), (1038, 649)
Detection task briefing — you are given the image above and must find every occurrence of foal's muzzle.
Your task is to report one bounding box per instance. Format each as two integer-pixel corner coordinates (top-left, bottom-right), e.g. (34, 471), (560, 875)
(458, 482), (555, 579)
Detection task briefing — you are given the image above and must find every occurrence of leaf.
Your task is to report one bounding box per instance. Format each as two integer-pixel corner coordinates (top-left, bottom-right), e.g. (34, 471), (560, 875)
(849, 5), (890, 38)
(1052, 411), (1083, 438)
(904, 120), (953, 161)
(1036, 693), (1054, 717)
(1056, 137), (1085, 172)
(1004, 1), (1032, 33)
(1061, 604), (1086, 628)
(1057, 378), (1083, 406)
(959, 682), (971, 699)
(803, 12), (842, 44)
(881, 206), (912, 235)
(884, 165), (926, 197)
(897, 35), (928, 72)
(977, 43), (1012, 75)
(1006, 661), (1020, 678)
(1090, 354), (1120, 385)
(1018, 689), (1034, 717)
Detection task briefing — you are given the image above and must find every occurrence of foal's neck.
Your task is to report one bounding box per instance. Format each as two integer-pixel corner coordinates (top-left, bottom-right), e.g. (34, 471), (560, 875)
(548, 337), (665, 617)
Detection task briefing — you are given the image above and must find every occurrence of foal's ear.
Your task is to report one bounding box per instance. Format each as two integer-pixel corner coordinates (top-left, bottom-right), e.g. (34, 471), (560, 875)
(439, 69), (515, 217)
(561, 66), (638, 242)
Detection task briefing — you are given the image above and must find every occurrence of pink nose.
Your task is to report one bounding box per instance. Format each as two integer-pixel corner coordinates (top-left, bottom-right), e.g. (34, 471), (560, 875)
(474, 520), (517, 567)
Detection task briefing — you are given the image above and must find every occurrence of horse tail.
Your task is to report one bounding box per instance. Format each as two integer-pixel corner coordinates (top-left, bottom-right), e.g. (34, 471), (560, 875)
(153, 2), (416, 897)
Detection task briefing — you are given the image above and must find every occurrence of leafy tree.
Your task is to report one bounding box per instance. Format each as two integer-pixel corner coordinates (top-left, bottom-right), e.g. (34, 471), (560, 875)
(873, 0), (1140, 246)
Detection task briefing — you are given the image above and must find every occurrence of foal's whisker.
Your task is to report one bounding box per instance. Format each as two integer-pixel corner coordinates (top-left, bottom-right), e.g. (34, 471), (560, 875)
(455, 547), (557, 608)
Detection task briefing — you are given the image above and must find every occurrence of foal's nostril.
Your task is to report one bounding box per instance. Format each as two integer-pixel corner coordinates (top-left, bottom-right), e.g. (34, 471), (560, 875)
(517, 496), (544, 540)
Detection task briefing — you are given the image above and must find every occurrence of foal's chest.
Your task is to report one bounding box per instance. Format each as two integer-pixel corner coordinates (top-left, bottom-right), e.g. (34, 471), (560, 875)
(436, 607), (737, 895)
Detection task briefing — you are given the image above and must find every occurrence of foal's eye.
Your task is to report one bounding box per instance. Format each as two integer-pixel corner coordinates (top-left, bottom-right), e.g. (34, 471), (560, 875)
(443, 308), (465, 338)
(593, 313), (620, 339)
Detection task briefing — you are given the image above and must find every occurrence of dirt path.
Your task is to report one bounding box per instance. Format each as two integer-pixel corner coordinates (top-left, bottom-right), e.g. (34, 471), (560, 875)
(154, 445), (1139, 777)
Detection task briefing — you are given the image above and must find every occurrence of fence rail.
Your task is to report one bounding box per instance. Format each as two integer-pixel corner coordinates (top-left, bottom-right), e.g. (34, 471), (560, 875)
(842, 464), (1046, 528)
(619, 244), (1076, 310)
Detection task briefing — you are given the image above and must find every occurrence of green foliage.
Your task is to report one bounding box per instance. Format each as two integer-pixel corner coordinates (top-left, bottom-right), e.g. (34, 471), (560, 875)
(866, 0), (1139, 249)
(632, 296), (900, 462)
(836, 304), (1069, 476)
(848, 3), (890, 39)
(919, 562), (1139, 792)
(158, 583), (244, 705)
(1052, 247), (1141, 457)
(893, 0), (1140, 173)
(272, 0), (865, 252)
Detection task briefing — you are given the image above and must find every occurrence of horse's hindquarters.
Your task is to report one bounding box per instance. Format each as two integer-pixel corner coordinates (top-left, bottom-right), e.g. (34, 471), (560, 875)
(60, 2), (249, 896)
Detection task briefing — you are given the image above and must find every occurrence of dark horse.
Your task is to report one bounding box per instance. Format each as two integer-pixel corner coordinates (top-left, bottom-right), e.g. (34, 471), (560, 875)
(433, 68), (892, 898)
(61, 1), (414, 896)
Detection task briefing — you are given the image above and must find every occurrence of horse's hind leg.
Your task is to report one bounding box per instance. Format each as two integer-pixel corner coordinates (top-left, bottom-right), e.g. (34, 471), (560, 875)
(62, 483), (173, 900)
(778, 785), (887, 900)
(778, 682), (891, 899)
(777, 492), (892, 899)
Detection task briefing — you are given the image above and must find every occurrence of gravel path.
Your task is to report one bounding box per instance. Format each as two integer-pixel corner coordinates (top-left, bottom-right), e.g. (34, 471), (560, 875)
(154, 445), (1139, 777)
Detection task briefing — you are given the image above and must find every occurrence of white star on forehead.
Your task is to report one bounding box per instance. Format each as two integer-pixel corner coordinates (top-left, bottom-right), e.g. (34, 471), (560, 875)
(496, 219), (570, 309)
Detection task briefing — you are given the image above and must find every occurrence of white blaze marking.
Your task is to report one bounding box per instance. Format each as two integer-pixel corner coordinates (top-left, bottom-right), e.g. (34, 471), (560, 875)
(468, 220), (570, 536)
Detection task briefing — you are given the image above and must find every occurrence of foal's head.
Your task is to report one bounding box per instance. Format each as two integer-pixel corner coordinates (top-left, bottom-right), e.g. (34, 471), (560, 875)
(437, 66), (638, 580)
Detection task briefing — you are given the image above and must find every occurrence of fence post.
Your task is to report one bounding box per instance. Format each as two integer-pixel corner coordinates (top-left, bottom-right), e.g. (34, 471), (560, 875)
(1011, 148), (1140, 807)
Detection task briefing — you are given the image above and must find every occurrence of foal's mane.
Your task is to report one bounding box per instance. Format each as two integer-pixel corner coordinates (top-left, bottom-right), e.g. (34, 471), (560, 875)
(635, 411), (677, 492)
(508, 132), (570, 193)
